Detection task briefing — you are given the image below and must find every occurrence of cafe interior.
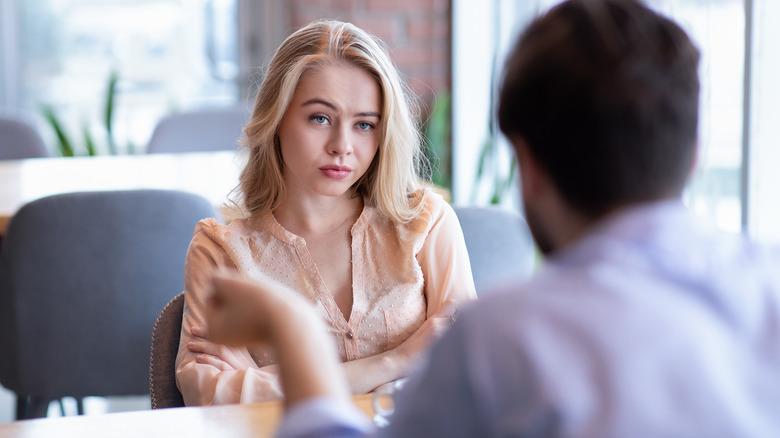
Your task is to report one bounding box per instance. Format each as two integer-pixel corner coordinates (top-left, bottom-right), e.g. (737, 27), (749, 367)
(0, 0), (778, 435)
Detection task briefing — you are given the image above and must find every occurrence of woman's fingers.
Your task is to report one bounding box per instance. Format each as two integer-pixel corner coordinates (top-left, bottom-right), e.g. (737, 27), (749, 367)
(188, 340), (218, 355)
(189, 339), (256, 370)
(190, 325), (208, 339)
(195, 353), (235, 372)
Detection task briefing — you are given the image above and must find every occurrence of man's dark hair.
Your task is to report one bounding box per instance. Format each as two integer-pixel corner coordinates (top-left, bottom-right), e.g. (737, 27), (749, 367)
(498, 0), (700, 217)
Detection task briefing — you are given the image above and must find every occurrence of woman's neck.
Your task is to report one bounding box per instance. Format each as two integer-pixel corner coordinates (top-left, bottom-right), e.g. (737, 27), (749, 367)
(273, 194), (363, 238)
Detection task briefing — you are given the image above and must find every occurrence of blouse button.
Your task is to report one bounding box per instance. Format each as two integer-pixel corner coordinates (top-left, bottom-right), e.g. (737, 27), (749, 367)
(346, 331), (354, 340)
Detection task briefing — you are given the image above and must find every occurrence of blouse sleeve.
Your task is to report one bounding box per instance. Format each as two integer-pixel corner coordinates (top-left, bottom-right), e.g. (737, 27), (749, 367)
(416, 195), (478, 318)
(175, 220), (284, 405)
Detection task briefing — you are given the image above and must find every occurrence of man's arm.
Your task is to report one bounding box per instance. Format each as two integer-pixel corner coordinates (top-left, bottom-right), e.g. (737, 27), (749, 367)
(205, 273), (375, 438)
(205, 273), (349, 408)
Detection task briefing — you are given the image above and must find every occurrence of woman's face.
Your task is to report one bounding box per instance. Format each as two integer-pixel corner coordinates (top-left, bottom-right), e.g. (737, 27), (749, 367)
(277, 62), (381, 201)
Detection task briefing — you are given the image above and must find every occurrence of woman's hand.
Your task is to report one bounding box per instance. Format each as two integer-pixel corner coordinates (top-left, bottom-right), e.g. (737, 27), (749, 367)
(187, 325), (257, 372)
(392, 301), (460, 373)
(341, 300), (462, 394)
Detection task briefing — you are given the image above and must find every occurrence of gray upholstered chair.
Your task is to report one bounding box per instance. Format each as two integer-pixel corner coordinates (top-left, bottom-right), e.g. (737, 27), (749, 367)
(146, 107), (249, 154)
(453, 206), (536, 295)
(0, 115), (49, 160)
(149, 292), (186, 409)
(0, 190), (217, 419)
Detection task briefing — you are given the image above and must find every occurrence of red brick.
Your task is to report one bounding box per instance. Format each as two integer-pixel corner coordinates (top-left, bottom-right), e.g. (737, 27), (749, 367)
(407, 16), (450, 40)
(288, 0), (450, 103)
(291, 0), (358, 25)
(351, 15), (399, 42)
(298, 0), (357, 9)
(432, 0), (450, 14)
(431, 46), (449, 65)
(391, 46), (434, 66)
(366, 0), (434, 12)
(292, 11), (351, 28)
(408, 79), (437, 99)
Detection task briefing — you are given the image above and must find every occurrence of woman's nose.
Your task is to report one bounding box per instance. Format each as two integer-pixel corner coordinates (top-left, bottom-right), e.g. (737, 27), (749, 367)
(328, 127), (353, 156)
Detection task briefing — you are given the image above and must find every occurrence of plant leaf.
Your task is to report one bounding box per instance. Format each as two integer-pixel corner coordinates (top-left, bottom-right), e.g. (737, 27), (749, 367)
(105, 70), (119, 155)
(83, 123), (97, 156)
(42, 105), (75, 157)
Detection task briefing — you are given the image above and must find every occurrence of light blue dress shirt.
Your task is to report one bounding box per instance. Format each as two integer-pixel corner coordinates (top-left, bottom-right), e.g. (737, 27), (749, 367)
(277, 200), (780, 437)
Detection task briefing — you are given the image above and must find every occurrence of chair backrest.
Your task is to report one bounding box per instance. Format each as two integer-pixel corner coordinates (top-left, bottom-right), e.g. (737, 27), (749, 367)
(149, 292), (186, 409)
(453, 206), (536, 295)
(146, 107), (249, 154)
(0, 190), (217, 400)
(0, 116), (49, 160)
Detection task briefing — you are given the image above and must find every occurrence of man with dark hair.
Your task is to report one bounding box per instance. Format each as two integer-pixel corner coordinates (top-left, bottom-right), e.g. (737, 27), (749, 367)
(498, 0), (700, 228)
(203, 0), (780, 436)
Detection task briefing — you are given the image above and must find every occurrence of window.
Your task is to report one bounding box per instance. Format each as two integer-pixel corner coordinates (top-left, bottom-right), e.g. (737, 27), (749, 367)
(746, 0), (780, 243)
(2, 0), (239, 154)
(652, 0), (745, 234)
(452, 0), (780, 244)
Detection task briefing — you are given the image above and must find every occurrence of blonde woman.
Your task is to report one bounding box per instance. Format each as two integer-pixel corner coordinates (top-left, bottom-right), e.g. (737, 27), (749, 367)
(175, 19), (476, 406)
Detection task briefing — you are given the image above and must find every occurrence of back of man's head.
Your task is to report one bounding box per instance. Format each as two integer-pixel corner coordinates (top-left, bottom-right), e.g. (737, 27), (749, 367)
(498, 0), (700, 218)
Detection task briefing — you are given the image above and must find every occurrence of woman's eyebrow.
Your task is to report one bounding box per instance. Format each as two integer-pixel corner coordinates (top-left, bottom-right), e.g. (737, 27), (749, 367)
(302, 98), (336, 110)
(301, 98), (380, 119)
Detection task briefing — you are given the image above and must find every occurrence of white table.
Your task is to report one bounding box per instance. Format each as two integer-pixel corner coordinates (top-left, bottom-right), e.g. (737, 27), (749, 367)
(0, 394), (375, 438)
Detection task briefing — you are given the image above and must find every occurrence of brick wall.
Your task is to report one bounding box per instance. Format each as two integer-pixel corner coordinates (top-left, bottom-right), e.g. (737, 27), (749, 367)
(288, 0), (451, 104)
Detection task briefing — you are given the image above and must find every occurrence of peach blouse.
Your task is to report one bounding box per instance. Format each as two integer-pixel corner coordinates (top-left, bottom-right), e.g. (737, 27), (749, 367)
(175, 190), (476, 405)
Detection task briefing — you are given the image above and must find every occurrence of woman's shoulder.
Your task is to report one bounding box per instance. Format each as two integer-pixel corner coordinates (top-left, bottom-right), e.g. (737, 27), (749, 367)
(192, 216), (258, 244)
(417, 186), (456, 220)
(394, 187), (455, 234)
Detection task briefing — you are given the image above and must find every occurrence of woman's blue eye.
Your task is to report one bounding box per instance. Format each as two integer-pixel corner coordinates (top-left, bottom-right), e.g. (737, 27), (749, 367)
(357, 122), (374, 130)
(312, 115), (328, 124)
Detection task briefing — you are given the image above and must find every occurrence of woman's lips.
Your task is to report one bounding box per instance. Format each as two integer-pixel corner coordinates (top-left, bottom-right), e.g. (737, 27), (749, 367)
(319, 165), (352, 179)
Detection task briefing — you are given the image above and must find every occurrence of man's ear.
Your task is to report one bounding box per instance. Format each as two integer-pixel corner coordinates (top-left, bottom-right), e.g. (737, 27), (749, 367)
(513, 138), (545, 203)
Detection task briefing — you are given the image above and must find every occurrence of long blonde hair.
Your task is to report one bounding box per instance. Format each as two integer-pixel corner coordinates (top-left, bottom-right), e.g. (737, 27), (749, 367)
(237, 20), (429, 223)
